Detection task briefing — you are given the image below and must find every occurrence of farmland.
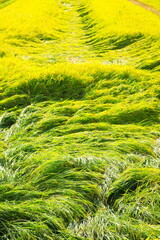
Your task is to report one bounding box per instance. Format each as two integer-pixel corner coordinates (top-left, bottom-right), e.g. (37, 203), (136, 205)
(0, 0), (160, 239)
(140, 0), (160, 10)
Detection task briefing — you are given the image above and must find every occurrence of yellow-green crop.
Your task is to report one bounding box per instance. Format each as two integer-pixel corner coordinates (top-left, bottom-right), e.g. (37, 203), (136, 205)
(0, 0), (160, 239)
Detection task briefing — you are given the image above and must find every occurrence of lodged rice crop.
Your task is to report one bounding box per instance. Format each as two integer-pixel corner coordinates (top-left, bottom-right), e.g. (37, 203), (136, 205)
(0, 0), (160, 239)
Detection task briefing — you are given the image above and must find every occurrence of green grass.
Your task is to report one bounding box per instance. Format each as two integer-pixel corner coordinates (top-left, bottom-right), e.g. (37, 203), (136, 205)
(0, 0), (160, 239)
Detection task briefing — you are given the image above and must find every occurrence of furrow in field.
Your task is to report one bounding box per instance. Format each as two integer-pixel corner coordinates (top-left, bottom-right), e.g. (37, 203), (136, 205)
(48, 0), (97, 62)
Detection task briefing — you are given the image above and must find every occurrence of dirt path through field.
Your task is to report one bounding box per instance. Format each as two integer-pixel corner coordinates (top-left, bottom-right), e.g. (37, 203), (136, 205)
(128, 0), (160, 16)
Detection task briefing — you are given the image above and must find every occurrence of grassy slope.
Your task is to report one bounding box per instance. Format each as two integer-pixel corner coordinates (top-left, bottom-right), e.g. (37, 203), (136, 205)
(0, 0), (160, 239)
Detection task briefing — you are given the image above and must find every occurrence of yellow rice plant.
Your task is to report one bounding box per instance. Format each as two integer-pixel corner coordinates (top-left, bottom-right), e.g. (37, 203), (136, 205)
(83, 0), (160, 35)
(0, 0), (63, 40)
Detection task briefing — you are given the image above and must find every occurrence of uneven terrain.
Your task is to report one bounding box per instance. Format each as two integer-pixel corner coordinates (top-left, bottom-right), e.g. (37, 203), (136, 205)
(0, 0), (160, 239)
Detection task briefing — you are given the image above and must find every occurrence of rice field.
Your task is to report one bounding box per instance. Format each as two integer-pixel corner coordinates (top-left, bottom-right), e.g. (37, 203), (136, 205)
(140, 0), (160, 10)
(0, 0), (160, 239)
